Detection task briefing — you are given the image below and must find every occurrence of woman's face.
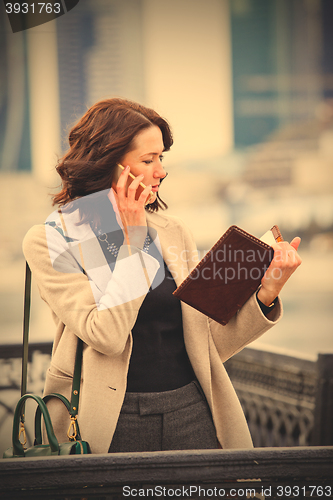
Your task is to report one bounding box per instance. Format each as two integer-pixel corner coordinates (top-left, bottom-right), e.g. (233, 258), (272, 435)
(113, 125), (167, 204)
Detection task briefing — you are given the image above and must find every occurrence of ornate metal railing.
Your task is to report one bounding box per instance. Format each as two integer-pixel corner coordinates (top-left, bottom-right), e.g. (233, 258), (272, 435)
(224, 348), (320, 447)
(0, 344), (332, 457)
(0, 343), (51, 456)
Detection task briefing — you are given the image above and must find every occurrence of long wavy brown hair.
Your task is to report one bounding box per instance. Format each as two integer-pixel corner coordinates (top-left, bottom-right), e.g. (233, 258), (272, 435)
(53, 98), (173, 225)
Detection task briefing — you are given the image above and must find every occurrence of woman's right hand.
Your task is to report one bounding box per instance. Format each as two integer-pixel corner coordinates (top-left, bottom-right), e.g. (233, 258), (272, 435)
(108, 165), (152, 248)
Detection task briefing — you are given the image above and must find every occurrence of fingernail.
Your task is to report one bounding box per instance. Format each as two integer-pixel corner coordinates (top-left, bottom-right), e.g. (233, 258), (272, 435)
(125, 165), (130, 171)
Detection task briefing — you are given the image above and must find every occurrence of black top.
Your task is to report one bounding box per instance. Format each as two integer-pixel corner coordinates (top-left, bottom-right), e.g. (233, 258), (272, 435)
(127, 262), (196, 392)
(92, 197), (195, 392)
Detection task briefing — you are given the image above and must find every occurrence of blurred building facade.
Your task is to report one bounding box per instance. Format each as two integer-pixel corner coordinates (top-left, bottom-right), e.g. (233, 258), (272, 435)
(1, 0), (333, 171)
(0, 0), (332, 352)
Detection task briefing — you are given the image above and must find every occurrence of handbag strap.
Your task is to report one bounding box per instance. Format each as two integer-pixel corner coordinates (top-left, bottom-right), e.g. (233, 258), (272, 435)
(20, 261), (83, 425)
(70, 337), (83, 418)
(21, 261), (32, 399)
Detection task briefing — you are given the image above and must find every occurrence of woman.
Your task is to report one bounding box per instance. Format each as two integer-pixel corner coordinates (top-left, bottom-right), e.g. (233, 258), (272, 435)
(23, 98), (301, 454)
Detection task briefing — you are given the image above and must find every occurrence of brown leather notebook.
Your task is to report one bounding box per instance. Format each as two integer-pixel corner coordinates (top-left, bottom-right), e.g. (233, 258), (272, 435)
(173, 225), (278, 325)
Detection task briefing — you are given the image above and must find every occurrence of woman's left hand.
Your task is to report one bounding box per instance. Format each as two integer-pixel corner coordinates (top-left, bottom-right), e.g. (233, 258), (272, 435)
(257, 237), (302, 306)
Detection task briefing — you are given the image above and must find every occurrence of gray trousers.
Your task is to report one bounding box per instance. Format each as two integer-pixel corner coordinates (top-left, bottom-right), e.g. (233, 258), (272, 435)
(109, 381), (219, 452)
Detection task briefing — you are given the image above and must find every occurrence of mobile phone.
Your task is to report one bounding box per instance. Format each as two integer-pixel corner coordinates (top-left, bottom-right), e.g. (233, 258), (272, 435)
(114, 164), (155, 205)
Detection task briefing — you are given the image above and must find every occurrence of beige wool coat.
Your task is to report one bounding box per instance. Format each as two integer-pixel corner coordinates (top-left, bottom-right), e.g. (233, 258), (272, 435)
(23, 207), (282, 454)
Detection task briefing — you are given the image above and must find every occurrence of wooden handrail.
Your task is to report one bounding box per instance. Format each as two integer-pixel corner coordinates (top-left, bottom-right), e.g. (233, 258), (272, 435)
(0, 447), (332, 499)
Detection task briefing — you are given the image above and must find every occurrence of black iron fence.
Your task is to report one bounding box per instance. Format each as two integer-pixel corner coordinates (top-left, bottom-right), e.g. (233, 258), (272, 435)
(0, 342), (51, 456)
(224, 348), (333, 447)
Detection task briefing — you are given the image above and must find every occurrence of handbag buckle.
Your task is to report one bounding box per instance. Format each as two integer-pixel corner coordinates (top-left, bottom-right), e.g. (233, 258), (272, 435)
(19, 422), (27, 449)
(67, 416), (78, 441)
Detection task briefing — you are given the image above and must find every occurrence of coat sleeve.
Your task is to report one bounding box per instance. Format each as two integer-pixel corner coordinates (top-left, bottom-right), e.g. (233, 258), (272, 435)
(177, 218), (283, 363)
(23, 224), (160, 356)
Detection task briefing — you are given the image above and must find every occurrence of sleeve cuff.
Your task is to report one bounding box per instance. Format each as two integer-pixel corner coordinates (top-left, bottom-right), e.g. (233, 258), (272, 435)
(256, 292), (278, 316)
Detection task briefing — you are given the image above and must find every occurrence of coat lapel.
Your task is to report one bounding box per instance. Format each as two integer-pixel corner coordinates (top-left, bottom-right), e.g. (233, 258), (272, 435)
(146, 213), (189, 287)
(140, 213), (214, 408)
(147, 212), (213, 405)
(57, 208), (113, 293)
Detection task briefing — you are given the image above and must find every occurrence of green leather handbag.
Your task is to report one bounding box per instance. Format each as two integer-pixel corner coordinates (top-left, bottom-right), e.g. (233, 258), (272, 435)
(3, 262), (91, 458)
(3, 393), (90, 458)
